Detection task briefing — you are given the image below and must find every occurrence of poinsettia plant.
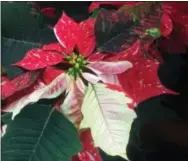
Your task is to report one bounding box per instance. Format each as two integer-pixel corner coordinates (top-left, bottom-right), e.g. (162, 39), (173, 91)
(2, 2), (185, 161)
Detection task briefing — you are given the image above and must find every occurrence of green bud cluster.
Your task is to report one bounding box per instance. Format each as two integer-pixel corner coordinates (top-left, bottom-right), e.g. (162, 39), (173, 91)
(66, 53), (87, 77)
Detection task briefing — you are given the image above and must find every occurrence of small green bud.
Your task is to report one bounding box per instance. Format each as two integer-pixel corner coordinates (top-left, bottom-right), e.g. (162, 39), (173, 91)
(68, 68), (74, 75)
(82, 60), (87, 65)
(79, 69), (83, 73)
(66, 56), (72, 60)
(77, 57), (82, 62)
(145, 28), (161, 38)
(75, 63), (79, 69)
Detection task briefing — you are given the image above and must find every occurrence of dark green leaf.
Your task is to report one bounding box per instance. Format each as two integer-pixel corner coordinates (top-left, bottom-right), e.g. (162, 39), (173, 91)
(1, 2), (56, 43)
(2, 113), (12, 125)
(1, 37), (40, 78)
(99, 149), (128, 161)
(1, 2), (56, 78)
(127, 95), (180, 153)
(95, 3), (162, 53)
(2, 104), (82, 161)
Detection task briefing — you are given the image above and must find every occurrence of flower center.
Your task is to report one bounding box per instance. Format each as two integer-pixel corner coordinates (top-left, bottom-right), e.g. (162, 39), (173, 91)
(66, 53), (86, 77)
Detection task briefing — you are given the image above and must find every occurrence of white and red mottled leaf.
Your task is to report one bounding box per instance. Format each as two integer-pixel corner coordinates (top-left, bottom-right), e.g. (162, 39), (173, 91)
(99, 74), (120, 85)
(81, 83), (136, 159)
(82, 73), (101, 84)
(2, 72), (67, 120)
(54, 12), (79, 53)
(87, 61), (133, 75)
(78, 18), (96, 57)
(1, 71), (40, 100)
(13, 48), (63, 70)
(55, 81), (84, 124)
(76, 77), (86, 94)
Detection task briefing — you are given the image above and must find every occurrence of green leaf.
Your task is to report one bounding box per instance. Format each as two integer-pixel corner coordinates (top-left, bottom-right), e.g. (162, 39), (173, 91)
(90, 8), (100, 18)
(81, 83), (137, 160)
(134, 95), (180, 134)
(1, 2), (56, 78)
(2, 103), (82, 161)
(1, 37), (40, 78)
(1, 2), (56, 44)
(2, 113), (12, 125)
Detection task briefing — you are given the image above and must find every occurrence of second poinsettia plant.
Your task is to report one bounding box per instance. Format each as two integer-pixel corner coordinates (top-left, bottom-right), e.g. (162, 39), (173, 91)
(1, 2), (181, 161)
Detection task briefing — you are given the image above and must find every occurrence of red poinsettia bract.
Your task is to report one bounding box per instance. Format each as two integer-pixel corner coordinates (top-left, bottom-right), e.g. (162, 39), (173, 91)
(72, 129), (102, 161)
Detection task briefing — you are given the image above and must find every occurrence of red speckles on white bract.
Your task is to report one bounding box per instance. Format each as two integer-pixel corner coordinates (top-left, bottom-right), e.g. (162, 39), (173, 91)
(14, 48), (63, 70)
